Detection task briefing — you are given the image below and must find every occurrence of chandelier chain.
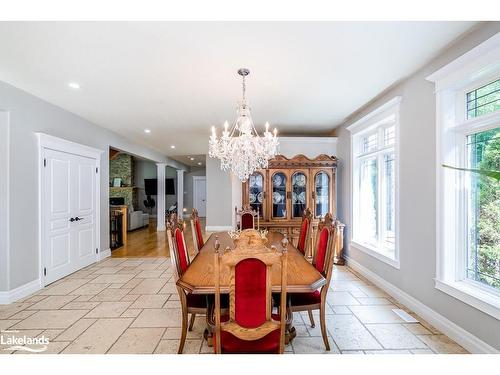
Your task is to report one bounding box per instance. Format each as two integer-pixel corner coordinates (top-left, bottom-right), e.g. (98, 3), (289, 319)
(242, 74), (246, 102)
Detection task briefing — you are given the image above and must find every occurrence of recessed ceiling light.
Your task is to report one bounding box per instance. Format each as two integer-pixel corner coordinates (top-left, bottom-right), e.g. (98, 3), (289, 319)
(68, 82), (80, 89)
(144, 128), (151, 134)
(170, 145), (176, 149)
(197, 162), (202, 166)
(189, 157), (195, 161)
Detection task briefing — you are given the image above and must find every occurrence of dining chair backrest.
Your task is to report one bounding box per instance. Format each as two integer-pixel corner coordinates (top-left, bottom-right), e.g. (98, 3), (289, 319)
(190, 208), (204, 254)
(312, 213), (336, 276)
(235, 205), (259, 230)
(325, 220), (345, 290)
(311, 213), (345, 292)
(297, 208), (313, 256)
(166, 213), (190, 281)
(214, 245), (287, 354)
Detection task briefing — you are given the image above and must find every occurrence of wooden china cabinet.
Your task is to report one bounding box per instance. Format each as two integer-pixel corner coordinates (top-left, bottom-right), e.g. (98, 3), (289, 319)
(242, 154), (337, 251)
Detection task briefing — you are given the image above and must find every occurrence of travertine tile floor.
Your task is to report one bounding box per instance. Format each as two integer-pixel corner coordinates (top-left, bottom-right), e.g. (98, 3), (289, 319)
(0, 257), (468, 354)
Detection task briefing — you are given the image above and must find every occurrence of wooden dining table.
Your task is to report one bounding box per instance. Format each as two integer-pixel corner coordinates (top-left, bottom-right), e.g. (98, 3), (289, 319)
(176, 230), (326, 344)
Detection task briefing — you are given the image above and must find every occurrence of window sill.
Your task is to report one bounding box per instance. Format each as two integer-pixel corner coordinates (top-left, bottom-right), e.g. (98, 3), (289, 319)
(435, 279), (500, 320)
(350, 240), (400, 269)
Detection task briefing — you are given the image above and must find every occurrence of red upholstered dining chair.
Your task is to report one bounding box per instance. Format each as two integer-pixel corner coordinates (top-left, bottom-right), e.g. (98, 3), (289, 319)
(213, 245), (288, 354)
(296, 208), (313, 257)
(166, 214), (207, 354)
(289, 213), (343, 351)
(190, 208), (204, 254)
(235, 205), (259, 230)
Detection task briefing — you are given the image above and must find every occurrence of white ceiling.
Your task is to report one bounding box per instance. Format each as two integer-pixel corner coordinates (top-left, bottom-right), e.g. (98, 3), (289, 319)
(171, 154), (206, 167)
(0, 21), (476, 156)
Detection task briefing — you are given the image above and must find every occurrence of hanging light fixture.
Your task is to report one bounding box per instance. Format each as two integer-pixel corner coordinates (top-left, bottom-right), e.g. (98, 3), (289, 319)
(209, 68), (279, 182)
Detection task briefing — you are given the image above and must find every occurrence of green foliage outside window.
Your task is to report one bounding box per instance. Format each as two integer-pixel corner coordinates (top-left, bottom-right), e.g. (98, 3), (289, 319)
(443, 128), (499, 289)
(467, 129), (499, 288)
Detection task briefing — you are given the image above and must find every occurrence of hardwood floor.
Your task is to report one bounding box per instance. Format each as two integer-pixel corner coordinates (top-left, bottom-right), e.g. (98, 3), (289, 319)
(111, 218), (205, 258)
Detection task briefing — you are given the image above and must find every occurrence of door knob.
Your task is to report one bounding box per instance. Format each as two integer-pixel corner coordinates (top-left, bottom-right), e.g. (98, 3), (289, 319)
(75, 217), (82, 221)
(69, 218), (75, 222)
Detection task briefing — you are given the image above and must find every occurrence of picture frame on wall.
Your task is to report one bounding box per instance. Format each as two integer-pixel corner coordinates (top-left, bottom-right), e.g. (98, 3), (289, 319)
(113, 178), (122, 187)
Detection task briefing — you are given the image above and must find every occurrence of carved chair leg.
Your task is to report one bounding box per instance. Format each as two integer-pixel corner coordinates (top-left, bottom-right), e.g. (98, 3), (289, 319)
(178, 307), (188, 354)
(307, 309), (315, 328)
(319, 302), (330, 351)
(188, 313), (196, 331)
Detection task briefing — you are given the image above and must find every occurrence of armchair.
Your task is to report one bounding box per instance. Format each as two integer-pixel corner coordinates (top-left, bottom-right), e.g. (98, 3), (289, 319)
(166, 214), (206, 354)
(235, 205), (259, 230)
(288, 213), (344, 350)
(213, 243), (288, 354)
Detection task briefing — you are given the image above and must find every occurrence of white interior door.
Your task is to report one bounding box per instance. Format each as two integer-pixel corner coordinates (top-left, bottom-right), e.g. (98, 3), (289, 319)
(193, 177), (206, 217)
(42, 148), (97, 285)
(72, 154), (97, 270)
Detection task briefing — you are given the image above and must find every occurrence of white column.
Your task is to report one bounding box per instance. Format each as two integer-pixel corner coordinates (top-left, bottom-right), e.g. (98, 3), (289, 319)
(177, 169), (185, 219)
(156, 163), (166, 231)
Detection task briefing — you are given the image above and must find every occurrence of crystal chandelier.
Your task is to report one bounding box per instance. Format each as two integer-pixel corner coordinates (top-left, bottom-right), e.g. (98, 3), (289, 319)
(209, 68), (279, 182)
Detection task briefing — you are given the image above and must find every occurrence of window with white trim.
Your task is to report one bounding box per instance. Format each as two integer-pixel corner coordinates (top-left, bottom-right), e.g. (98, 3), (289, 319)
(348, 98), (400, 267)
(465, 120), (500, 290)
(428, 33), (500, 319)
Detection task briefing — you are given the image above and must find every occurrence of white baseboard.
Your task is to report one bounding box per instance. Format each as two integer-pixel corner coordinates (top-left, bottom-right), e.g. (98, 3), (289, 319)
(98, 248), (111, 261)
(0, 249), (112, 305)
(345, 256), (499, 354)
(205, 225), (233, 232)
(0, 279), (41, 305)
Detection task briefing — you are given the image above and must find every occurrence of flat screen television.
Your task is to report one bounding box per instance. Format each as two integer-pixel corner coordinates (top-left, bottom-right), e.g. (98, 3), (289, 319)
(144, 178), (175, 195)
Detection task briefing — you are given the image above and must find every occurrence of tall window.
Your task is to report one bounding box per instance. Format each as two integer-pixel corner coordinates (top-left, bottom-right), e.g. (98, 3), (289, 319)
(348, 98), (400, 268)
(428, 34), (500, 319)
(466, 128), (500, 290)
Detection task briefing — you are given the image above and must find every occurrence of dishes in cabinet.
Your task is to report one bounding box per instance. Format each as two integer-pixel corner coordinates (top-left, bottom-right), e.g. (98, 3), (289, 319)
(293, 173), (306, 187)
(315, 172), (329, 187)
(257, 192), (263, 203)
(292, 191), (306, 204)
(273, 192), (284, 204)
(249, 193), (256, 203)
(298, 191), (305, 204)
(273, 174), (283, 187)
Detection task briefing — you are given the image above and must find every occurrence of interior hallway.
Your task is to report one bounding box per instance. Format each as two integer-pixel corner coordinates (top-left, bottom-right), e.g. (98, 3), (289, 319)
(111, 218), (207, 258)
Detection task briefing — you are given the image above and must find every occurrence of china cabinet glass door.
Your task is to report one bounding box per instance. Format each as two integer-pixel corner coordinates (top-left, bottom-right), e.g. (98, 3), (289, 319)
(248, 172), (264, 217)
(271, 171), (287, 219)
(314, 171), (330, 218)
(291, 171), (308, 219)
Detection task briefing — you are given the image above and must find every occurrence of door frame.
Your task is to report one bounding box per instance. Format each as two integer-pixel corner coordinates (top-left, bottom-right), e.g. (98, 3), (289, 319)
(192, 175), (206, 218)
(36, 133), (103, 287)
